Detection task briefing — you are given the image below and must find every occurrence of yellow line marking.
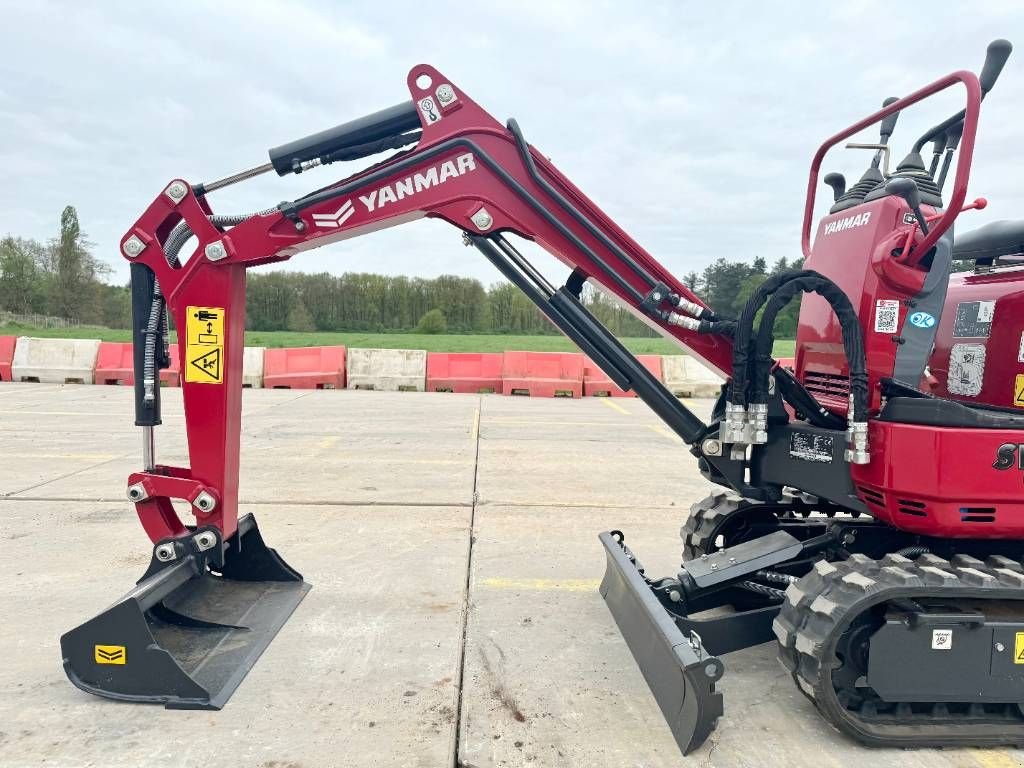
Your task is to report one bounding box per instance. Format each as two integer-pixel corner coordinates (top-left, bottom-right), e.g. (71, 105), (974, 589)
(488, 418), (642, 427)
(471, 406), (480, 440)
(599, 398), (631, 416)
(314, 436), (339, 453)
(973, 750), (1024, 768)
(481, 577), (601, 592)
(647, 424), (684, 444)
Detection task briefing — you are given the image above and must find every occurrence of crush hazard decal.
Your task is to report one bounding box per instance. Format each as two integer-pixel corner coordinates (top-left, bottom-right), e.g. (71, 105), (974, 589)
(185, 306), (224, 384)
(1016, 632), (1024, 664)
(947, 343), (986, 397)
(1015, 374), (1024, 408)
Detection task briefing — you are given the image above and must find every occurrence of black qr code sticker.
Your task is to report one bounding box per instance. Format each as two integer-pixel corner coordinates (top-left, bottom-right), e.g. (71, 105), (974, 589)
(931, 629), (953, 650)
(874, 299), (899, 333)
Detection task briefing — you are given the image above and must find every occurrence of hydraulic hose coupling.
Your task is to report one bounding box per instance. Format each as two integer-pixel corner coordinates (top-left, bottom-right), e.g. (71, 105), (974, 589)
(748, 403), (769, 444)
(672, 295), (708, 319)
(721, 402), (748, 445)
(845, 421), (870, 464)
(666, 311), (701, 331)
(844, 393), (870, 464)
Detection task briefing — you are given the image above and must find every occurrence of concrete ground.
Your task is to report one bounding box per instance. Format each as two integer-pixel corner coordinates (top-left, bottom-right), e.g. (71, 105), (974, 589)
(0, 382), (1021, 768)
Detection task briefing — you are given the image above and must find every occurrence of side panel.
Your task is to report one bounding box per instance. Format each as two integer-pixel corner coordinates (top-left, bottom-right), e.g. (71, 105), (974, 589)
(928, 266), (1024, 409)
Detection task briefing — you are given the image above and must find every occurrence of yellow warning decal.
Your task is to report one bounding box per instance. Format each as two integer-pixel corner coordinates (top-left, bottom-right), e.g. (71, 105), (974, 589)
(95, 644), (126, 665)
(1015, 633), (1024, 664)
(1015, 374), (1024, 408)
(185, 306), (224, 384)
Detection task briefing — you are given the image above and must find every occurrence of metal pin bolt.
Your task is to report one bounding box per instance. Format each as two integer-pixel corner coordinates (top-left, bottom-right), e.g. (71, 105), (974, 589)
(652, 292), (662, 301)
(702, 438), (722, 457)
(728, 557), (736, 564)
(704, 663), (719, 678)
(164, 181), (188, 202)
(122, 235), (146, 258)
(154, 543), (177, 562)
(669, 590), (681, 603)
(193, 491), (216, 513)
(126, 482), (147, 502)
(205, 241), (228, 261)
(193, 531), (217, 551)
(710, 563), (719, 570)
(470, 207), (493, 231)
(996, 642), (1006, 652)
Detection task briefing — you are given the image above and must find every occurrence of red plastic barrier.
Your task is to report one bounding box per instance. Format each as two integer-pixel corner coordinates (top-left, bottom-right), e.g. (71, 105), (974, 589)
(263, 346), (346, 389)
(427, 352), (502, 393)
(501, 351), (584, 398)
(0, 336), (14, 381)
(583, 354), (663, 397)
(95, 342), (180, 386)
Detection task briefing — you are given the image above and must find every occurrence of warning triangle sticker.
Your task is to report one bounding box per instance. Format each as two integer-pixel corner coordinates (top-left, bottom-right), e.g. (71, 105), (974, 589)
(190, 348), (221, 381)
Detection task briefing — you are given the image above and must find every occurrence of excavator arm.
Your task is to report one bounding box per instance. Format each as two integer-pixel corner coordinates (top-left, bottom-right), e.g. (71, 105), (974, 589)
(121, 63), (731, 545)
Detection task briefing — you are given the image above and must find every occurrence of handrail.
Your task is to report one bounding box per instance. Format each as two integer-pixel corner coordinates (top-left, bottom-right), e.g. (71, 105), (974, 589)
(802, 70), (983, 259)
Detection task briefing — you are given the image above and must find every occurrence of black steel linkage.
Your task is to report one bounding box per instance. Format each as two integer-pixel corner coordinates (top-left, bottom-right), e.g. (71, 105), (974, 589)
(469, 233), (709, 445)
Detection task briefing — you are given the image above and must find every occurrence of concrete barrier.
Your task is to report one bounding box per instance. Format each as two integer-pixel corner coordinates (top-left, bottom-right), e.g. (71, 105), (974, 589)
(662, 355), (724, 398)
(243, 347), (265, 388)
(95, 342), (180, 386)
(0, 336), (15, 381)
(426, 352), (502, 393)
(347, 348), (426, 392)
(12, 337), (101, 384)
(583, 354), (663, 397)
(263, 346), (346, 389)
(501, 351), (584, 398)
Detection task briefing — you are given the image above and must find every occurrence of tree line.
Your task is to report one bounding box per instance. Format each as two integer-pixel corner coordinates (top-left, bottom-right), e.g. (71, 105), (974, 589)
(0, 207), (801, 336)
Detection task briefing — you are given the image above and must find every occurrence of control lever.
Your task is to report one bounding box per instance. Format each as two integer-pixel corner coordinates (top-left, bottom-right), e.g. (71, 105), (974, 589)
(823, 173), (846, 202)
(886, 178), (929, 234)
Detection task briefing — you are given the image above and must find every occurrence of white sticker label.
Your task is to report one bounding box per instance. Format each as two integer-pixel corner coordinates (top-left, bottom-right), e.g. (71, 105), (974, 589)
(931, 629), (953, 650)
(1018, 331), (1024, 363)
(948, 343), (987, 397)
(874, 299), (900, 334)
(978, 300), (996, 323)
(418, 96), (442, 124)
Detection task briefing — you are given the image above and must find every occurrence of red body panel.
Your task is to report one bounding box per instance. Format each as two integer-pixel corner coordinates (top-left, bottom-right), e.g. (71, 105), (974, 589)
(850, 419), (1024, 538)
(928, 266), (1024, 408)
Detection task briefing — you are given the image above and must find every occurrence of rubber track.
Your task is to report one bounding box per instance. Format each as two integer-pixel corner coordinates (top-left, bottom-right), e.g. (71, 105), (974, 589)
(680, 493), (744, 561)
(773, 551), (1024, 747)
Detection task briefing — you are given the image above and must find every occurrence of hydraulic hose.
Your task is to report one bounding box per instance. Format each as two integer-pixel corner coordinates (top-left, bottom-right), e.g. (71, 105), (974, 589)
(751, 273), (868, 422)
(729, 270), (813, 407)
(142, 210), (274, 401)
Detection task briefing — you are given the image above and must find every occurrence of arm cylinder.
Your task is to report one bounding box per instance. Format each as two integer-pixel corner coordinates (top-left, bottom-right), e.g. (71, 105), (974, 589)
(268, 101), (420, 175)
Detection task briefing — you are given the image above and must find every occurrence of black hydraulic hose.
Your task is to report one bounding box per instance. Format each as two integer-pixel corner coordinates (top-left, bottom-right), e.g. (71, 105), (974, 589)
(143, 210), (275, 398)
(752, 273), (868, 422)
(730, 270), (813, 406)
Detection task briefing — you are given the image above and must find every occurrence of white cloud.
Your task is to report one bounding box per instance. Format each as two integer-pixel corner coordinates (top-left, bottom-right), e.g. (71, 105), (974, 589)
(1, 1), (1021, 289)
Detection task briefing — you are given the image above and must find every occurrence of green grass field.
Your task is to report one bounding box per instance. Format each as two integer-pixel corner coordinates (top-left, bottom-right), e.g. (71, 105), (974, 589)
(0, 323), (796, 358)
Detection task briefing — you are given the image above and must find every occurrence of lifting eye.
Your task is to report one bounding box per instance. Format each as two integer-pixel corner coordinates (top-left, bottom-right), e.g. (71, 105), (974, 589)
(415, 73), (432, 90)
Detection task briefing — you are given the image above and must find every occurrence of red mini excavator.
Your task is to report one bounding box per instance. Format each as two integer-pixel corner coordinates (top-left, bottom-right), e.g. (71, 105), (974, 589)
(61, 39), (1024, 755)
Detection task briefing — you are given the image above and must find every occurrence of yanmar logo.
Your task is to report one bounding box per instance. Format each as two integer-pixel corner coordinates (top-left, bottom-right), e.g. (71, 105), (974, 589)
(823, 211), (872, 236)
(312, 153), (478, 228)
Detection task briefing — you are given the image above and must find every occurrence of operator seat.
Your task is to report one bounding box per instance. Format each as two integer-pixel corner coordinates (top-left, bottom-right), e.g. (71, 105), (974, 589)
(952, 219), (1024, 266)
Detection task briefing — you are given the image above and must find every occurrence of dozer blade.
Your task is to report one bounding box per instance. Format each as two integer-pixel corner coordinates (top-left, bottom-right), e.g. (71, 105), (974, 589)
(61, 513), (309, 709)
(599, 531), (724, 755)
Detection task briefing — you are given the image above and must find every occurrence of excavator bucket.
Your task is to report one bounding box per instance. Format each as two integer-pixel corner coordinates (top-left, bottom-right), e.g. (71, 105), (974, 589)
(599, 531), (724, 755)
(60, 514), (309, 709)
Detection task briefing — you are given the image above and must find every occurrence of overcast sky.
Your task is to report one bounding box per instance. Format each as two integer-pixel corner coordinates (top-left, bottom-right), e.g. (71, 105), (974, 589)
(2, 1), (1023, 288)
